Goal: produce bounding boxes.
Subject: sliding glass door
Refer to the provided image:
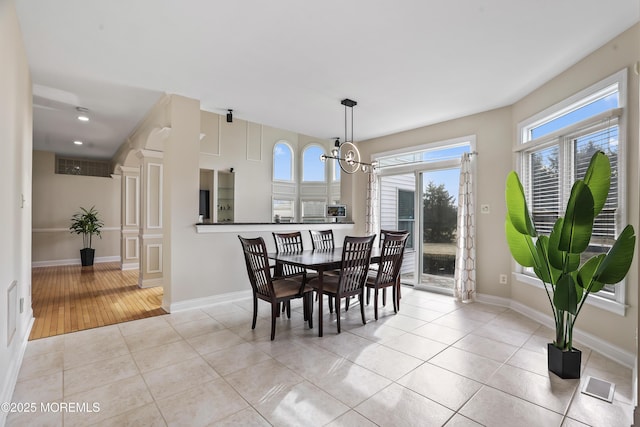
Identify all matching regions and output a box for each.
[376,142,471,293]
[379,174,417,284]
[419,168,460,293]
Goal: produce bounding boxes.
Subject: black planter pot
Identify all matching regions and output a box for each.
[80,248,95,266]
[547,343,581,379]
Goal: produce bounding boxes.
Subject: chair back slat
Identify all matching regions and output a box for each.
[238,236,275,298]
[338,235,376,295]
[272,232,306,277]
[375,233,409,286]
[310,229,335,250]
[379,229,407,248]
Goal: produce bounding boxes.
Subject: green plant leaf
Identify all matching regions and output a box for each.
[583,151,611,217]
[574,271,584,302]
[534,236,555,284]
[548,218,580,272]
[558,181,594,254]
[69,205,103,249]
[594,224,636,284]
[548,218,564,270]
[578,254,606,293]
[554,274,578,314]
[505,217,536,267]
[505,171,536,236]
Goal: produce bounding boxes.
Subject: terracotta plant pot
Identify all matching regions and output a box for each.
[547,343,581,379]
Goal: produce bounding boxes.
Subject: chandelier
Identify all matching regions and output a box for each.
[320,99,377,174]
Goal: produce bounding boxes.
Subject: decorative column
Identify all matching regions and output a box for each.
[136,149,164,288]
[119,166,140,271]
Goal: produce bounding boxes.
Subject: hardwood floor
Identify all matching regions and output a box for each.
[29,262,166,340]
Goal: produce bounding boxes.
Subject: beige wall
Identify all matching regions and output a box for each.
[119,95,337,307]
[32,151,121,264]
[0,0,33,421]
[510,24,639,354]
[356,107,514,301]
[353,24,639,355]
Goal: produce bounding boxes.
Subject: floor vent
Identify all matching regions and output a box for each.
[581,376,615,402]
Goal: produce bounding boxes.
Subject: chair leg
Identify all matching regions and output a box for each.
[286,301,291,318]
[270,303,277,341]
[374,288,379,320]
[366,287,370,305]
[328,295,334,313]
[396,278,401,311]
[307,294,313,329]
[302,295,307,323]
[360,292,366,325]
[382,288,387,306]
[335,296,341,333]
[252,296,258,329]
[392,285,398,313]
[345,296,350,311]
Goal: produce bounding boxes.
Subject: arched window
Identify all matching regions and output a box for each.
[302,145,326,182]
[273,142,293,181]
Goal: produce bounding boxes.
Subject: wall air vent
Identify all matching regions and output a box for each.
[56,156,111,177]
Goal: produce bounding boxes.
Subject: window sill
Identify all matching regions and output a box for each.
[513,273,627,316]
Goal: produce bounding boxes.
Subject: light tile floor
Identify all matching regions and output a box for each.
[7,288,634,426]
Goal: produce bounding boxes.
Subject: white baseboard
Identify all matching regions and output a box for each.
[168,290,252,313]
[121,263,139,271]
[0,316,33,427]
[138,278,163,288]
[32,256,121,268]
[476,293,635,369]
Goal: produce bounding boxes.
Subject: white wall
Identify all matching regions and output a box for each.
[0,1,33,424]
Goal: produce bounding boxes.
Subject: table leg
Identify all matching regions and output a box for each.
[317,270,324,337]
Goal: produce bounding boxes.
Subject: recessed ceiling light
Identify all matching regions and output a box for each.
[76,107,89,122]
[73,140,83,145]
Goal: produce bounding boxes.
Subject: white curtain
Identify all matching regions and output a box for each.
[365,170,379,236]
[454,152,476,302]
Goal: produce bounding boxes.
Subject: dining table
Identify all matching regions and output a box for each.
[268,247,382,337]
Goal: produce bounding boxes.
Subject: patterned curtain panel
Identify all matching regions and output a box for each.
[454,152,476,302]
[365,170,379,236]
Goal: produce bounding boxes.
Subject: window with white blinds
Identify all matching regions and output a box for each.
[301,200,327,222]
[517,69,626,303]
[397,189,415,249]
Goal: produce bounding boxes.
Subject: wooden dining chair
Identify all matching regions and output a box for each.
[366,233,409,320]
[309,229,335,250]
[238,235,313,340]
[272,231,313,317]
[308,234,375,333]
[272,231,307,279]
[367,229,409,305]
[309,229,341,310]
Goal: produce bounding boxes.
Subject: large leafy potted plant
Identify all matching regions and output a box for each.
[505,151,635,379]
[69,206,104,267]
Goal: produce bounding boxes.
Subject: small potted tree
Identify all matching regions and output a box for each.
[69,206,104,266]
[505,151,635,378]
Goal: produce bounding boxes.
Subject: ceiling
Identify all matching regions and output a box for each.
[15,0,640,160]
